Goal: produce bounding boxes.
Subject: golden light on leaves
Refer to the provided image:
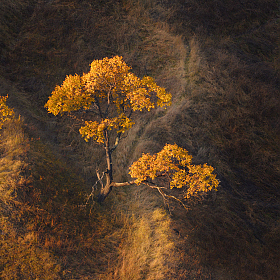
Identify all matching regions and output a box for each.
[45,56,171,144]
[129,144,219,199]
[45,74,91,116]
[79,114,134,143]
[0,95,15,129]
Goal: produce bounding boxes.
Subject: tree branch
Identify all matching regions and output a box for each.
[96,168,104,188]
[83,169,106,205]
[104,86,112,117]
[110,180,136,187]
[143,181,190,211]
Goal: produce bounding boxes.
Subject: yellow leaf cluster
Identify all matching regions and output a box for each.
[0,95,15,129]
[45,56,172,144]
[83,56,131,103]
[79,113,134,143]
[129,144,219,198]
[125,74,172,111]
[45,74,91,115]
[184,163,219,199]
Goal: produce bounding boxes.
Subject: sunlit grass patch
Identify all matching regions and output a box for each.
[0,115,126,279]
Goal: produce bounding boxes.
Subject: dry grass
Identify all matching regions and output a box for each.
[184,34,280,187]
[99,185,179,280]
[168,0,279,36]
[111,8,280,279]
[0,118,62,279]
[1,0,280,279]
[128,21,279,279]
[1,2,188,277]
[0,0,31,55]
[0,106,127,279]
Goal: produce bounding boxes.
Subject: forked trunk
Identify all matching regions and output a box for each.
[97,179,136,202]
[97,180,112,203]
[97,131,135,202]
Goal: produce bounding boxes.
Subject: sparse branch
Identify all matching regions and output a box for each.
[96,168,104,189]
[143,181,190,211]
[110,180,136,187]
[85,103,99,115]
[104,86,112,117]
[84,168,106,205]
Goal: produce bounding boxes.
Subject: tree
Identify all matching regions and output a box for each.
[45,56,218,204]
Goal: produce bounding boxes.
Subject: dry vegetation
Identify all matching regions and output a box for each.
[0,0,280,279]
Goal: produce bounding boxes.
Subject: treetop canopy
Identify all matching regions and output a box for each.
[45,55,172,143]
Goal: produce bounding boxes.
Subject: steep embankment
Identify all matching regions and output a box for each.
[1,0,280,279]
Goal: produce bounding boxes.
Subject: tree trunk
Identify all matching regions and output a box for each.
[97,132,113,203]
[97,180,112,203]
[96,131,135,202]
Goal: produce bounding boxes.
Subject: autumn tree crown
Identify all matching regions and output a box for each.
[45,56,172,143]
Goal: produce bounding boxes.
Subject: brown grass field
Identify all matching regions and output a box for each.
[0,0,280,279]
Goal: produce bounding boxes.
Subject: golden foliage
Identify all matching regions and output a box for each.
[45,56,171,144]
[0,95,15,129]
[129,144,219,199]
[79,113,134,143]
[44,74,90,116]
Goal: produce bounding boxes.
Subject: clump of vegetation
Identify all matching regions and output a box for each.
[130,143,218,207]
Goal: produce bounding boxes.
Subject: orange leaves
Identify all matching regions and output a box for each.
[129,144,192,184]
[79,114,134,143]
[125,75,172,111]
[129,144,219,199]
[141,76,172,109]
[129,153,157,184]
[84,56,131,99]
[45,56,171,144]
[0,95,15,129]
[184,164,219,198]
[157,144,192,168]
[45,74,91,115]
[124,73,155,111]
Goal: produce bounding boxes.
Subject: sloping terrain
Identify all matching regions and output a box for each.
[0,0,280,279]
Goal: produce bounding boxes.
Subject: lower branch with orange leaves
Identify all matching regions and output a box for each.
[129,144,219,209]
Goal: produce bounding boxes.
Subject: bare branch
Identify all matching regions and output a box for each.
[84,169,106,205]
[95,97,103,119]
[96,168,104,189]
[143,182,190,211]
[110,180,136,187]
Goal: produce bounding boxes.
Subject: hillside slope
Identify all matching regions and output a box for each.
[1,0,280,279]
